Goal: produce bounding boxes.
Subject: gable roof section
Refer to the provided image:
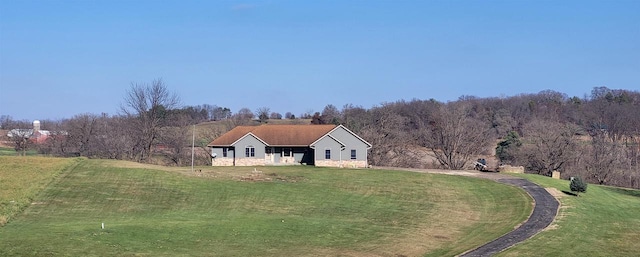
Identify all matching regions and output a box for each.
[310,124,372,149]
[207,126,255,146]
[339,124,373,148]
[208,124,337,147]
[234,132,270,147]
[310,133,347,149]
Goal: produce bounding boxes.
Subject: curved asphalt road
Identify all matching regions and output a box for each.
[459,177,560,257]
[373,167,560,256]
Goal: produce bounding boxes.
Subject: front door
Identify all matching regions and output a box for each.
[265,147,275,163]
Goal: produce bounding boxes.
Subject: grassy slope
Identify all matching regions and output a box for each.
[0,156,80,225]
[498,174,640,257]
[0,158,531,256]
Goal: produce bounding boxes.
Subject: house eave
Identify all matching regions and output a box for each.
[266,145,311,147]
[208,145,232,147]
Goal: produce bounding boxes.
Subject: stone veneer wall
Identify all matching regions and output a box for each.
[212,158,234,166]
[213,158,367,168]
[234,158,268,166]
[315,160,368,168]
[342,160,368,168]
[497,165,525,173]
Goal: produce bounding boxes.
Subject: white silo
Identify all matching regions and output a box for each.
[33,120,41,132]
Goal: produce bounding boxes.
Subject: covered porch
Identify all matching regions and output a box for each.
[264,147,315,165]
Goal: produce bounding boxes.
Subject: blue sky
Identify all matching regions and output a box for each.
[1,0,638,120]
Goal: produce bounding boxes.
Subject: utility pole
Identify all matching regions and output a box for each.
[191,125,195,172]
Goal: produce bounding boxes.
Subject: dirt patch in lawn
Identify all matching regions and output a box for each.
[545,187,564,199]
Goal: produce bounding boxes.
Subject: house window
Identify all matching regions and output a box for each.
[284,148,291,157]
[245,146,255,157]
[351,149,357,160]
[325,149,331,159]
[222,148,228,157]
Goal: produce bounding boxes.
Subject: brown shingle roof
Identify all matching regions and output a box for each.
[207,126,256,146]
[208,124,337,147]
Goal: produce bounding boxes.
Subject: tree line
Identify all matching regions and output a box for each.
[2,80,639,189]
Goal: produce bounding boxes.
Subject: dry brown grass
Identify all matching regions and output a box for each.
[377,193,477,256]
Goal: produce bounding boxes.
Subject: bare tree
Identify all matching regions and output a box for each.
[64,113,99,157]
[269,112,282,119]
[285,112,295,119]
[529,90,568,121]
[626,142,640,189]
[158,115,190,166]
[5,119,33,156]
[341,104,369,134]
[206,105,232,121]
[584,132,626,185]
[100,115,135,159]
[237,108,254,120]
[120,79,180,162]
[310,112,324,124]
[321,104,341,124]
[38,120,70,156]
[229,108,254,127]
[300,109,315,119]
[586,88,640,142]
[195,124,226,165]
[7,129,34,156]
[255,107,270,123]
[518,119,579,176]
[360,105,412,167]
[0,115,18,129]
[424,102,492,170]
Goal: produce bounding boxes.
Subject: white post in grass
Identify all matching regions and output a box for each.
[102,222,104,229]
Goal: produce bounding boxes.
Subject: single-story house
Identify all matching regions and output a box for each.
[207,124,372,168]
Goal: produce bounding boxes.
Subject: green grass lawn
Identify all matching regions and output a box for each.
[0,156,80,225]
[0,147,39,156]
[4,157,638,256]
[498,174,640,257]
[0,157,531,256]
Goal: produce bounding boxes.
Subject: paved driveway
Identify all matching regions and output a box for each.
[459,177,559,257]
[374,167,560,257]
